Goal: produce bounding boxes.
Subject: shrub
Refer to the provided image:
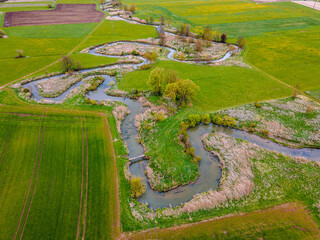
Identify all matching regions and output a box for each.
[0,29,6,38]
[130,176,146,198]
[261,129,269,136]
[237,36,246,49]
[186,147,196,157]
[154,112,166,122]
[143,51,158,61]
[195,38,203,52]
[47,3,53,8]
[306,104,314,115]
[90,99,98,105]
[22,88,30,93]
[212,114,236,127]
[201,114,211,124]
[109,81,115,86]
[16,50,24,58]
[192,156,201,164]
[129,4,136,14]
[255,101,262,108]
[131,88,138,94]
[188,114,201,127]
[220,33,227,43]
[131,50,139,56]
[138,63,153,70]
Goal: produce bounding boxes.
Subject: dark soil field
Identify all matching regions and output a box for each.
[4,4,104,27]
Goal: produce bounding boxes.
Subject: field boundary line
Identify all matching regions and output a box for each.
[243,47,320,104]
[13,122,42,240]
[19,118,46,240]
[76,118,85,240]
[82,117,89,240]
[0,17,105,90]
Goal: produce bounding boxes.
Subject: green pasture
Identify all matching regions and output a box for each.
[122,0,320,93]
[0,19,156,85]
[119,61,292,112]
[0,107,117,240]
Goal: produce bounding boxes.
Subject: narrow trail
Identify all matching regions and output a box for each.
[13,122,42,240]
[76,119,85,240]
[82,117,89,240]
[19,120,46,240]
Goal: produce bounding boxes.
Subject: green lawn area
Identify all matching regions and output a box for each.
[128,203,320,239]
[0,105,118,240]
[119,61,291,112]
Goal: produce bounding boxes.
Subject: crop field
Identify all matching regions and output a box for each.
[127,203,320,239]
[0,107,118,240]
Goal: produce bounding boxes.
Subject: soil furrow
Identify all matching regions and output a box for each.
[19,123,46,240]
[13,123,42,240]
[82,118,89,240]
[76,119,85,240]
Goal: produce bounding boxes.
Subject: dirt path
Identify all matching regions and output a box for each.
[13,123,42,240]
[76,119,85,240]
[19,122,46,240]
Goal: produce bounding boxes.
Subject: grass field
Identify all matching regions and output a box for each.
[0,106,118,240]
[127,203,320,239]
[119,61,292,112]
[122,0,320,93]
[0,8,156,86]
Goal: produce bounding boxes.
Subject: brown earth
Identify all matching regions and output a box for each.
[4,4,104,27]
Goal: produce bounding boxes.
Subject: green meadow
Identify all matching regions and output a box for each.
[0,7,156,86]
[122,0,320,93]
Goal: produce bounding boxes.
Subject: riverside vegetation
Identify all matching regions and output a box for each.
[1,0,320,238]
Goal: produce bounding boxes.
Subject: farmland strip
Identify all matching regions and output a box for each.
[0,126,13,166]
[76,119,85,240]
[19,123,46,240]
[82,118,89,240]
[13,123,42,240]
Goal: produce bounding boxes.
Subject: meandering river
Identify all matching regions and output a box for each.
[22,16,320,209]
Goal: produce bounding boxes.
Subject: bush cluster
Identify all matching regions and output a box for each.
[211,115,236,127]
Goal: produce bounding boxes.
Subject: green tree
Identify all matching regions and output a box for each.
[130,177,146,198]
[164,78,199,106]
[147,67,165,94]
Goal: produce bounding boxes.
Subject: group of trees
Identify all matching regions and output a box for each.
[147,67,199,106]
[61,55,82,73]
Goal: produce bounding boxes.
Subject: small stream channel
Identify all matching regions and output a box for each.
[22,17,320,209]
